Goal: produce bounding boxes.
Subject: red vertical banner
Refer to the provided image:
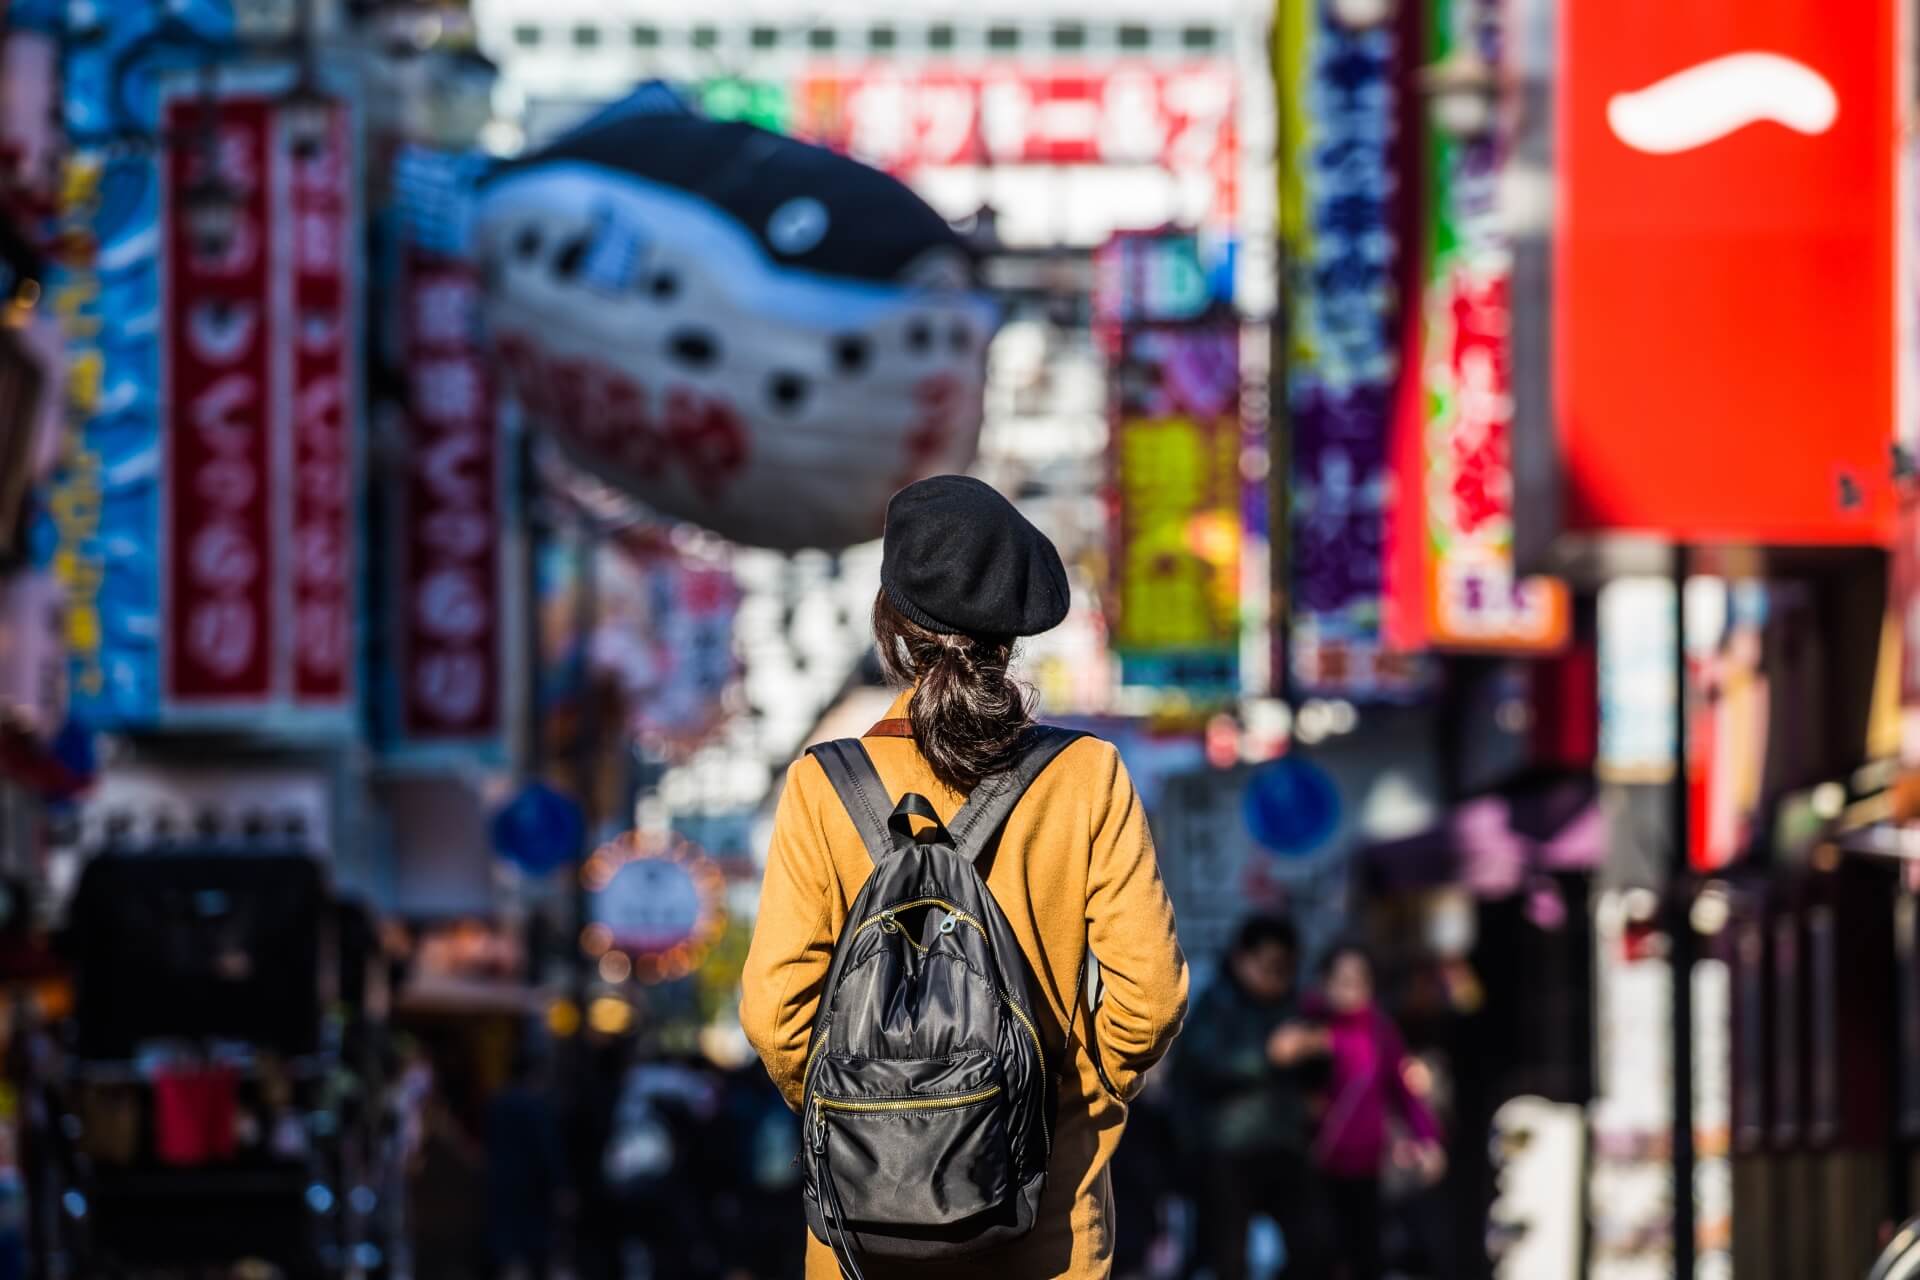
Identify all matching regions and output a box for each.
[287,104,353,705]
[400,246,499,740]
[164,97,276,704]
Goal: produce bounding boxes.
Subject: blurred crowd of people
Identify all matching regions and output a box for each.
[397,1035,804,1280]
[393,915,1456,1280]
[1155,920,1449,1280]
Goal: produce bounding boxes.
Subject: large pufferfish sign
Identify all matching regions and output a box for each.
[476,93,999,551]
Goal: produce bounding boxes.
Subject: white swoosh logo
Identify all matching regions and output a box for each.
[1606,52,1838,155]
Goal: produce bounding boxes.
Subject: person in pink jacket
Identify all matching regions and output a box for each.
[1305,944,1444,1280]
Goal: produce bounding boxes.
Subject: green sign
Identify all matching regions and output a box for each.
[697,79,790,133]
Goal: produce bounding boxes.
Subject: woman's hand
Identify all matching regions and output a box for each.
[1265,1022,1328,1066]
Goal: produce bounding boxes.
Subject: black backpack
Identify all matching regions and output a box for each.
[799,726,1087,1278]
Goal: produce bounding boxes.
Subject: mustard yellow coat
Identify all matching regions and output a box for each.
[740,691,1190,1280]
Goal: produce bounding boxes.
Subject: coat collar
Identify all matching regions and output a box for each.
[869,686,916,737]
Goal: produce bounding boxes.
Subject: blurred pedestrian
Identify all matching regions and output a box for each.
[1307,945,1444,1280]
[1174,916,1333,1280]
[484,1047,568,1279]
[602,1043,726,1277]
[741,475,1189,1279]
[409,1069,488,1280]
[716,1060,805,1280]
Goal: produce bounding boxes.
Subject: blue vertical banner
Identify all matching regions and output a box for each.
[43,1,238,725]
[43,1,364,735]
[1276,0,1430,700]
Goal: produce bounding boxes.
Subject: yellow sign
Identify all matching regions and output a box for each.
[1113,415,1240,656]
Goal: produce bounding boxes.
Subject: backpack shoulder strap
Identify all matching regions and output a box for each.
[805,739,893,864]
[949,726,1090,864]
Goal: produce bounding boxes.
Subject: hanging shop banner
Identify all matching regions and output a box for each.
[1556,0,1901,544]
[1109,322,1242,690]
[476,86,997,553]
[1587,895,1677,1278]
[396,148,502,748]
[1597,577,1677,784]
[1090,231,1219,335]
[792,63,1235,209]
[48,24,359,731]
[163,95,277,705]
[160,82,361,725]
[1277,0,1429,699]
[1410,0,1568,653]
[591,534,741,762]
[44,1,197,727]
[287,103,355,707]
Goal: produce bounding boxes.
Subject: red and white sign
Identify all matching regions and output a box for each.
[164,96,276,703]
[1422,268,1568,651]
[1556,0,1902,544]
[288,105,353,705]
[794,63,1236,221]
[400,246,499,740]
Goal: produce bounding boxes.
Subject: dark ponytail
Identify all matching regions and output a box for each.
[871,590,1034,793]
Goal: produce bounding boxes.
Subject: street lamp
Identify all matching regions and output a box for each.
[1328,0,1396,31]
[281,81,334,160]
[182,174,243,259]
[958,202,1000,256]
[1420,49,1502,140]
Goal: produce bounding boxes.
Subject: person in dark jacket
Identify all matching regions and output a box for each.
[1176,916,1333,1280]
[484,1049,569,1279]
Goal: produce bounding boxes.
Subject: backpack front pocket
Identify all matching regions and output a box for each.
[809,1050,1012,1229]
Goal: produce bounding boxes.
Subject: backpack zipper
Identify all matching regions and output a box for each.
[853,898,981,939]
[802,1013,832,1100]
[1001,991,1051,1161]
[836,897,1053,1156]
[814,1084,1003,1114]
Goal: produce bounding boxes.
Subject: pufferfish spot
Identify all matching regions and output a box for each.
[767,371,811,414]
[645,269,681,301]
[833,334,871,376]
[668,329,721,369]
[553,234,591,280]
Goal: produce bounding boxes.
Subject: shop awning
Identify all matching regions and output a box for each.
[1362,774,1602,898]
[394,974,547,1017]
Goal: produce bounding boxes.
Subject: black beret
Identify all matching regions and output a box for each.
[881,476,1070,638]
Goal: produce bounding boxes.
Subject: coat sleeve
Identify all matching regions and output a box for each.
[739,758,839,1112]
[1084,741,1189,1102]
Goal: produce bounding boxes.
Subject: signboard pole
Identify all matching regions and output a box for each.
[1670,543,1696,1278]
[569,516,600,1018]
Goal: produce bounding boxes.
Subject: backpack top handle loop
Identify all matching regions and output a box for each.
[888,793,952,846]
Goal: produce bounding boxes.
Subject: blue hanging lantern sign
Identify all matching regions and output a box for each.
[1242,756,1343,859]
[490,781,586,877]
